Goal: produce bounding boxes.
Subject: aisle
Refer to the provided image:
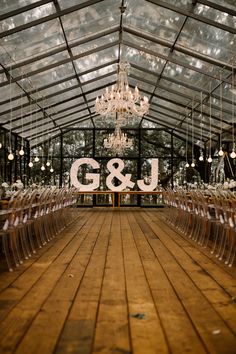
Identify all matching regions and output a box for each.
[0,208,236,354]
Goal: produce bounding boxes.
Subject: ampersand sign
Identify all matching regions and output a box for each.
[106,158,135,191]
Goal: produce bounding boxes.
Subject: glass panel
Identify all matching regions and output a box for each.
[178,18,236,62]
[163,62,219,90]
[12,50,70,77]
[63,130,93,156]
[21,62,75,89]
[159,0,193,9]
[151,102,181,119]
[152,96,186,114]
[0,0,39,15]
[58,0,88,8]
[74,46,118,73]
[45,87,82,106]
[124,45,166,74]
[141,130,172,157]
[1,19,65,64]
[171,50,230,78]
[123,31,170,56]
[0,96,28,113]
[80,63,117,83]
[72,32,119,56]
[0,83,23,103]
[194,3,236,29]
[158,78,201,99]
[46,96,85,114]
[61,0,120,43]
[39,79,78,97]
[124,0,186,42]
[141,119,163,128]
[154,87,189,106]
[208,0,236,11]
[130,66,157,84]
[0,3,56,33]
[70,119,93,128]
[82,74,117,92]
[54,104,87,120]
[57,109,90,126]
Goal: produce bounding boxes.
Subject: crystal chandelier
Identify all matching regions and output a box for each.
[104,120,133,154]
[95,61,149,121]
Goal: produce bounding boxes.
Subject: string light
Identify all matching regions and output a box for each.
[185,107,189,168]
[230,63,236,159]
[19,70,25,156]
[218,73,224,157]
[191,98,195,167]
[207,83,212,163]
[8,63,14,161]
[199,92,204,161]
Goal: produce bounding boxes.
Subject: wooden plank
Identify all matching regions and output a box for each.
[126,210,207,354]
[55,210,113,354]
[156,210,236,284]
[0,209,86,291]
[0,210,102,354]
[136,210,236,354]
[0,210,91,322]
[120,211,169,354]
[13,211,106,354]
[92,210,131,354]
[142,210,236,334]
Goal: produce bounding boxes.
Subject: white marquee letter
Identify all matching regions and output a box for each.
[137,159,158,191]
[70,158,100,191]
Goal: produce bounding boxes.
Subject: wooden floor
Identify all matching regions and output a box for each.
[0,208,236,354]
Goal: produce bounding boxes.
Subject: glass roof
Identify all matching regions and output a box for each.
[0,0,235,146]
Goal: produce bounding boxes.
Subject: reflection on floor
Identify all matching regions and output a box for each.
[0,208,236,354]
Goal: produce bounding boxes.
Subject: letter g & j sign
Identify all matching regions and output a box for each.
[70,158,158,192]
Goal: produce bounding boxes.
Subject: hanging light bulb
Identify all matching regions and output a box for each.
[35,156,39,162]
[50,167,54,173]
[28,161,33,168]
[208,156,212,163]
[199,155,204,161]
[8,151,14,160]
[41,164,45,171]
[218,148,224,156]
[46,161,50,167]
[19,147,24,156]
[191,161,195,167]
[185,162,189,168]
[0,142,2,149]
[230,149,236,159]
[199,150,204,161]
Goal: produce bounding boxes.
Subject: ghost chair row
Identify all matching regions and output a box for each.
[163,189,236,267]
[0,187,78,272]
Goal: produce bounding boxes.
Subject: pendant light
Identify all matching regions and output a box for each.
[28,85,34,168]
[8,63,14,161]
[185,107,189,168]
[19,71,25,156]
[207,83,212,163]
[34,92,39,163]
[191,98,195,167]
[218,73,224,157]
[199,92,204,161]
[230,64,236,158]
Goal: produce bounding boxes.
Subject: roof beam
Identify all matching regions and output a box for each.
[146,0,236,34]
[0,0,105,38]
[124,26,232,71]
